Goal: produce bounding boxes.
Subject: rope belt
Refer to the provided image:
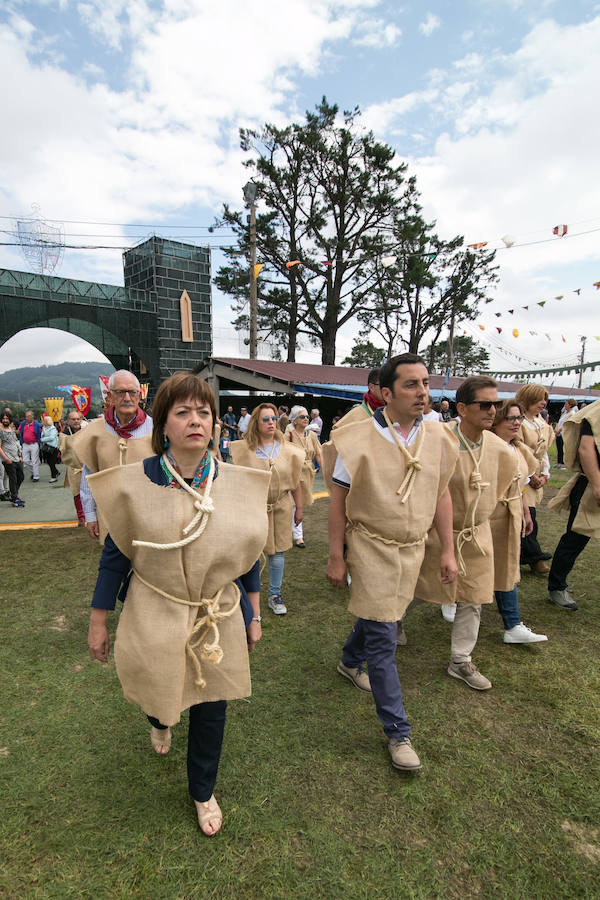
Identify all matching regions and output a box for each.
[132,570,240,690]
[266,492,288,513]
[454,525,486,576]
[347,519,427,548]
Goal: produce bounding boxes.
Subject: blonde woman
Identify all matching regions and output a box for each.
[230,404,304,615]
[515,384,555,573]
[287,405,323,548]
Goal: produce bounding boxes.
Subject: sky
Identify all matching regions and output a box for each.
[0,0,599,386]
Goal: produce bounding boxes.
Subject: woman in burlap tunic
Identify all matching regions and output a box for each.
[515,384,555,573]
[87,374,270,836]
[490,400,547,644]
[229,403,304,616]
[287,405,323,548]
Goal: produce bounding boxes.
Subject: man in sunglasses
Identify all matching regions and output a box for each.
[70,370,153,541]
[326,353,459,772]
[416,376,517,691]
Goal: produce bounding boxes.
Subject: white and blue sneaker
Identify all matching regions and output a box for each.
[268,594,287,615]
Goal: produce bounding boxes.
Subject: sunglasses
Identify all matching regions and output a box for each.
[465,400,502,411]
[261,416,278,423]
[111,389,140,398]
[297,414,309,419]
[505,415,524,423]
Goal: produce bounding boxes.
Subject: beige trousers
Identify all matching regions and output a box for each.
[450,602,481,663]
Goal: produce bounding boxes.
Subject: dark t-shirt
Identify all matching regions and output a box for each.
[580,418,599,466]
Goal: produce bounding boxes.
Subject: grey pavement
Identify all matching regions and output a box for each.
[0,459,79,525]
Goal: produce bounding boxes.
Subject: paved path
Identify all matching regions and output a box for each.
[0,461,79,529]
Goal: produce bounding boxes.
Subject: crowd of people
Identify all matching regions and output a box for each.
[14,361,598,836]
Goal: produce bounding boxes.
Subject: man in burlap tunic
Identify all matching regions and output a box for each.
[74,370,152,541]
[321,368,384,489]
[546,399,600,610]
[416,376,517,691]
[59,409,85,525]
[326,354,459,772]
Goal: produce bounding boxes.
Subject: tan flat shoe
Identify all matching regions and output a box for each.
[150,726,171,755]
[194,794,222,836]
[530,561,550,575]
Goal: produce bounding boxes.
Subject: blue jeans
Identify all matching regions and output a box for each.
[268,551,285,597]
[342,618,410,739]
[495,585,520,630]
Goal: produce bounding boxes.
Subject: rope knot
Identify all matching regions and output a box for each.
[118,438,128,464]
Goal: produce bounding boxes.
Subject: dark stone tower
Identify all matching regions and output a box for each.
[123,237,212,387]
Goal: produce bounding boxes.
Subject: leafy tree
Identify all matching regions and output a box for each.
[215,98,406,363]
[355,178,499,358]
[424,335,490,376]
[341,341,386,368]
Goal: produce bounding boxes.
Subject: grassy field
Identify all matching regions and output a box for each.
[1,467,600,899]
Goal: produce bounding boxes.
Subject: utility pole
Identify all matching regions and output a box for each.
[446,304,456,375]
[578,335,587,388]
[243,181,258,360]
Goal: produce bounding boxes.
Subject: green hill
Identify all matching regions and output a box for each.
[0,361,115,411]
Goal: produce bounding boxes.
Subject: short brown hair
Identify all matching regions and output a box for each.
[244,403,281,450]
[151,372,216,456]
[456,375,497,406]
[492,397,523,429]
[515,383,548,411]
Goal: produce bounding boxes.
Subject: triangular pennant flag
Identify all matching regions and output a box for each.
[594,282,600,290]
[538,301,546,307]
[545,333,551,340]
[555,295,563,300]
[381,255,397,268]
[321,260,332,266]
[286,260,301,269]
[574,289,581,295]
[468,242,488,250]
[496,327,502,334]
[562,336,567,342]
[495,312,502,318]
[253,263,264,279]
[553,224,568,237]
[508,309,514,315]
[478,324,485,331]
[425,252,437,261]
[502,234,516,248]
[512,329,519,338]
[522,305,529,310]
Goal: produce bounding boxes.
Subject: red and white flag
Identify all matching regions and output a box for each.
[552,224,568,237]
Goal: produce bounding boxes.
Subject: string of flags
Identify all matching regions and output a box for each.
[467,223,569,250]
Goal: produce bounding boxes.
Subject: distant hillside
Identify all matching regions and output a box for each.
[0,361,115,406]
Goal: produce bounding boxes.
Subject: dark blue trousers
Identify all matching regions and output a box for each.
[342,618,410,739]
[148,700,227,802]
[548,476,591,591]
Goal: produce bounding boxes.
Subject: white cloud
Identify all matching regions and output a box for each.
[362,89,439,133]
[353,19,401,47]
[419,12,441,37]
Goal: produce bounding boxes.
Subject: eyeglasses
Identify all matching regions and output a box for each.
[297,414,309,419]
[261,416,278,423]
[111,389,140,398]
[505,415,524,423]
[465,400,501,411]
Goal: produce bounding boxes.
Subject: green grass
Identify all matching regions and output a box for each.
[1,473,600,899]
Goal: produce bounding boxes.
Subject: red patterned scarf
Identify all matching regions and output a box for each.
[363,390,384,413]
[104,405,147,439]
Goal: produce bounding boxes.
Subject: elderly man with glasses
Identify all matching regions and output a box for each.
[69,370,153,541]
[416,376,518,692]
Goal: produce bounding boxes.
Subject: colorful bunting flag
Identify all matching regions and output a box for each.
[286,260,301,269]
[468,242,488,250]
[512,329,519,338]
[538,301,546,307]
[321,261,332,266]
[574,289,581,295]
[552,224,568,237]
[555,295,563,300]
[496,327,502,334]
[508,310,514,315]
[253,263,264,279]
[594,282,600,290]
[502,234,516,248]
[478,324,485,330]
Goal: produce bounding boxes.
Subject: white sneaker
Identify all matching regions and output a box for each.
[503,622,548,644]
[268,594,287,615]
[441,604,457,623]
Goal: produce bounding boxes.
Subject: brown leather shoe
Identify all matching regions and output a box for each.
[530,561,550,574]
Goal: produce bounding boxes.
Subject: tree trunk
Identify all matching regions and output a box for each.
[287,272,298,362]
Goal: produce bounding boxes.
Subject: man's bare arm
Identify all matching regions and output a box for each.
[579,435,600,504]
[326,483,349,587]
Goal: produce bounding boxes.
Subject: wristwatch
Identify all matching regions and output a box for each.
[252,616,262,623]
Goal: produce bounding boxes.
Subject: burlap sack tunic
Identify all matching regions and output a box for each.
[73,418,153,540]
[229,439,304,555]
[548,400,600,538]
[332,419,459,622]
[518,416,554,507]
[287,429,321,507]
[490,442,537,591]
[322,405,372,490]
[88,460,270,727]
[58,433,82,496]
[416,425,517,606]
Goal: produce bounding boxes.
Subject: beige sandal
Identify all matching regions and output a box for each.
[194,794,222,837]
[150,726,171,755]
